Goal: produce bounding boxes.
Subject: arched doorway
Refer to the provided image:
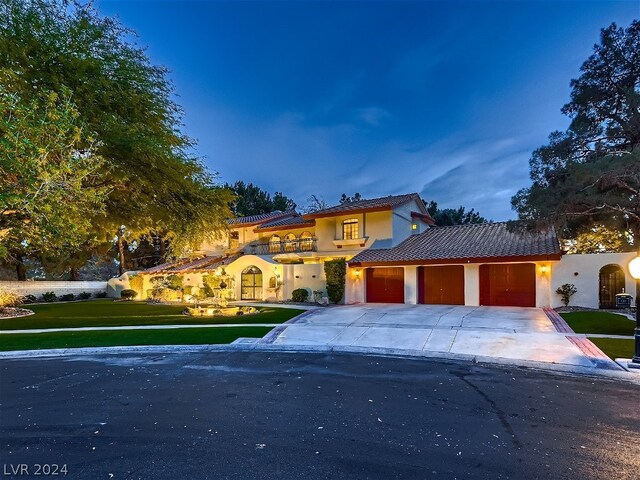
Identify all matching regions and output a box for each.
[241,265,263,300]
[599,264,625,309]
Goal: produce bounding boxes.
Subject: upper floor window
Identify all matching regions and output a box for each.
[342,218,359,240]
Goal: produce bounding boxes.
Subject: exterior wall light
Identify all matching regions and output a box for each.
[354,269,361,279]
[540,265,547,274]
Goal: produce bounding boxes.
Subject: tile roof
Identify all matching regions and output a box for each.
[198,253,243,272]
[349,222,562,266]
[165,255,226,273]
[141,258,192,274]
[304,193,424,219]
[140,254,242,274]
[227,210,292,226]
[254,213,315,232]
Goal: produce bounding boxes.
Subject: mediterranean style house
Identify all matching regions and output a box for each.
[112,193,637,309]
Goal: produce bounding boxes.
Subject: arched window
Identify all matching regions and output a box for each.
[342,218,359,240]
[283,233,297,252]
[269,235,281,253]
[599,264,625,309]
[299,231,313,251]
[241,265,263,300]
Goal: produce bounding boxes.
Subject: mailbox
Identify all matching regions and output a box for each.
[615,293,633,309]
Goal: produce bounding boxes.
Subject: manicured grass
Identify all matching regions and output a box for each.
[560,311,635,336]
[0,300,303,330]
[0,326,273,351]
[588,337,635,361]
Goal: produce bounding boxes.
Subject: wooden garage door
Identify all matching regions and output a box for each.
[366,268,404,303]
[479,263,536,307]
[418,265,465,305]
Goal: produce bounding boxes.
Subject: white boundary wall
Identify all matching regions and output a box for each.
[0,281,108,298]
[550,252,637,309]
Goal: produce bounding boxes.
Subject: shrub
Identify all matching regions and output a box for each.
[22,294,38,304]
[41,291,58,302]
[0,290,22,312]
[556,283,578,306]
[78,291,92,300]
[60,293,75,301]
[94,291,108,298]
[291,288,309,303]
[324,258,346,304]
[120,289,137,300]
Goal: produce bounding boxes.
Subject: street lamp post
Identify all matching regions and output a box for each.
[628,255,640,366]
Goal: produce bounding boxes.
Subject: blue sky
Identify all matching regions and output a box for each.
[100,0,639,220]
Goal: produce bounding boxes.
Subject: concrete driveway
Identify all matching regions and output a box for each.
[265,304,616,369]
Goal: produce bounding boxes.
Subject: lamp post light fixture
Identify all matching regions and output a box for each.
[628,255,640,366]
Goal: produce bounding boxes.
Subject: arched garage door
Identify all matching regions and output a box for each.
[479,263,536,307]
[366,268,404,303]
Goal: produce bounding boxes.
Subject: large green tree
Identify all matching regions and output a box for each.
[227,181,296,216]
[0,83,107,279]
[512,21,640,249]
[426,201,488,226]
[0,0,233,277]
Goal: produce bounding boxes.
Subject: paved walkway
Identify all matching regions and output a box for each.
[262,304,620,370]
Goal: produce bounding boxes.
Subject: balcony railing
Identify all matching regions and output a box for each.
[248,238,317,255]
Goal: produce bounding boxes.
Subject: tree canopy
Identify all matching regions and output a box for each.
[226,181,296,216]
[426,201,488,226]
[512,21,640,250]
[339,193,363,204]
[0,0,232,277]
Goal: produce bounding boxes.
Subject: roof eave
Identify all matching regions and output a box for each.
[349,253,563,267]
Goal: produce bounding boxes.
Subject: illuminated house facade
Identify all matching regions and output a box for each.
[116,193,635,309]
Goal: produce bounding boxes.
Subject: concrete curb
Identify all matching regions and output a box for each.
[1,342,639,385]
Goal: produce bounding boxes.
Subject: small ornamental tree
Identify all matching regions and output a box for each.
[556,283,578,306]
[324,258,346,304]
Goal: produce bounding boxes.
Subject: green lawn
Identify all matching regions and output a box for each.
[0,300,303,330]
[588,337,635,361]
[0,326,273,352]
[560,311,635,336]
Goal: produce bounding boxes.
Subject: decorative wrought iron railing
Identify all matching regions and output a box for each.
[248,238,317,255]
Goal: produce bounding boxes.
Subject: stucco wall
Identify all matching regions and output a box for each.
[550,252,637,309]
[1,280,108,298]
[391,200,423,247]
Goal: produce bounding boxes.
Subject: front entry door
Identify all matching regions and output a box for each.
[241,266,263,300]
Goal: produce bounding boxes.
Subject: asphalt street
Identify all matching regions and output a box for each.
[1,352,639,479]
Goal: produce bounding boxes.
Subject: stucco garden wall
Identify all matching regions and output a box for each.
[550,252,637,309]
[0,280,108,298]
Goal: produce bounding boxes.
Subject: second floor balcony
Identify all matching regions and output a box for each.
[248,237,317,255]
